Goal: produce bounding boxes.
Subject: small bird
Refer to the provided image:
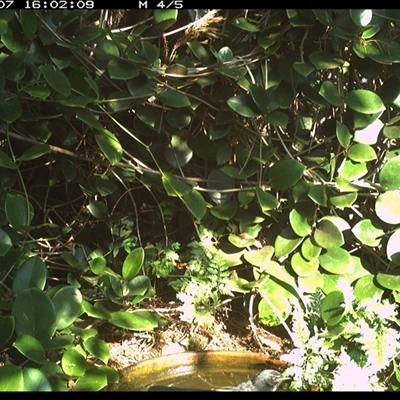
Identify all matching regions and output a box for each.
[220,369,290,392]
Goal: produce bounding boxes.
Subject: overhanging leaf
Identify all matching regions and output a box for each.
[345,89,385,114]
[52,286,82,330]
[268,159,305,190]
[94,129,123,166]
[227,94,260,118]
[40,64,71,97]
[122,247,144,281]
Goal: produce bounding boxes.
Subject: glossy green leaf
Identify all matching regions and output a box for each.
[383,116,400,139]
[52,286,82,330]
[0,228,12,257]
[22,368,52,391]
[182,190,207,221]
[98,365,120,384]
[5,192,34,230]
[354,275,384,302]
[329,191,358,208]
[249,83,269,114]
[321,291,345,326]
[166,110,191,129]
[94,129,123,166]
[23,85,51,99]
[379,156,400,190]
[319,248,354,274]
[0,365,23,391]
[162,171,192,197]
[42,334,75,351]
[264,111,289,127]
[228,234,255,248]
[301,237,321,260]
[298,271,324,293]
[40,65,71,97]
[210,201,237,220]
[18,144,51,162]
[164,135,193,168]
[207,169,235,204]
[187,41,210,65]
[347,144,377,162]
[376,272,400,290]
[268,159,305,190]
[154,9,177,23]
[345,89,385,114]
[209,121,230,140]
[349,9,372,26]
[274,226,303,258]
[352,219,384,247]
[339,160,368,181]
[82,337,109,364]
[289,209,311,237]
[308,184,328,207]
[0,316,14,348]
[122,247,144,281]
[309,51,344,69]
[159,90,190,108]
[0,98,22,123]
[0,149,17,169]
[387,230,400,266]
[291,252,319,277]
[87,201,108,219]
[73,26,106,45]
[12,256,48,296]
[76,108,103,130]
[13,334,47,364]
[73,368,107,392]
[244,246,274,268]
[232,17,260,32]
[217,46,233,63]
[319,81,343,106]
[19,10,38,39]
[82,300,111,320]
[127,76,156,98]
[364,37,400,64]
[375,191,400,224]
[227,94,260,118]
[293,61,315,76]
[107,59,137,80]
[255,187,279,214]
[108,310,159,331]
[336,121,352,148]
[313,218,345,249]
[61,348,86,377]
[12,288,56,341]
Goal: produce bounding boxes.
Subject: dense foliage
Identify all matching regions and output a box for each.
[1,8,400,390]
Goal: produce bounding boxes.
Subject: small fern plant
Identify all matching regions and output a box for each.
[282,280,400,391]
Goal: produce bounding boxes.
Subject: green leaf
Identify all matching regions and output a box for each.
[94,129,123,166]
[364,37,400,64]
[107,59,137,80]
[375,191,400,224]
[349,9,372,26]
[228,234,255,248]
[249,83,269,114]
[0,228,12,256]
[12,288,56,341]
[166,110,191,129]
[182,190,206,221]
[209,121,230,140]
[293,61,315,76]
[291,252,319,277]
[309,51,344,69]
[352,219,384,247]
[187,41,209,65]
[232,17,260,32]
[255,187,279,214]
[162,171,192,197]
[301,237,321,260]
[0,365,23,391]
[108,310,159,331]
[347,144,377,162]
[210,201,237,220]
[22,368,52,391]
[0,98,22,123]
[73,368,107,392]
[76,108,103,130]
[122,247,144,281]
[336,121,352,148]
[376,272,400,290]
[82,300,111,320]
[321,291,345,326]
[23,85,51,99]
[87,201,108,219]
[383,116,400,139]
[5,192,34,230]
[379,156,400,190]
[258,293,292,327]
[227,94,260,118]
[217,46,233,63]
[12,256,48,296]
[52,286,82,330]
[274,226,303,258]
[264,111,289,127]
[319,248,354,274]
[207,169,235,204]
[164,135,193,168]
[387,230,400,266]
[354,275,384,302]
[13,334,47,364]
[313,218,345,249]
[73,26,107,45]
[0,316,14,348]
[18,144,51,162]
[244,246,274,268]
[40,65,71,97]
[345,89,385,114]
[153,9,178,24]
[82,337,110,364]
[61,348,86,377]
[159,90,190,108]
[19,10,38,39]
[0,149,17,169]
[319,81,343,106]
[268,159,305,190]
[289,209,311,237]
